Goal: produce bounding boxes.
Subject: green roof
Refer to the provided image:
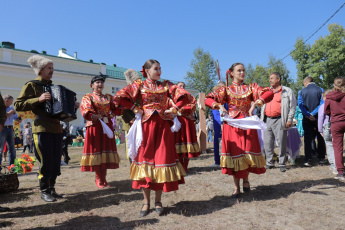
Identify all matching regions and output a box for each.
[106,65,145,81]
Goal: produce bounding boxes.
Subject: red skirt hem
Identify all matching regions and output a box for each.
[221,167,266,178]
[178,152,200,159]
[81,163,119,172]
[132,177,185,192]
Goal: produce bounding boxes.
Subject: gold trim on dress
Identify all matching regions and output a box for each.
[226,87,252,99]
[175,143,200,154]
[220,153,266,171]
[141,85,169,94]
[80,152,120,166]
[130,162,186,183]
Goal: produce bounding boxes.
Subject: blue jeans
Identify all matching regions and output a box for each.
[207,129,213,143]
[0,127,16,167]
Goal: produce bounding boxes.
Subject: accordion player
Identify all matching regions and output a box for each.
[43,85,77,122]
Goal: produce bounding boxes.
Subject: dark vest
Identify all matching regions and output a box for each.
[300,83,323,114]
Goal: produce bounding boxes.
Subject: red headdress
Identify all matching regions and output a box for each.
[140,67,147,78]
[226,68,232,87]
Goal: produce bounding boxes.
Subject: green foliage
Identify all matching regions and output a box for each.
[291,23,345,90]
[290,37,311,91]
[184,47,218,95]
[267,55,292,86]
[245,56,293,91]
[244,63,268,87]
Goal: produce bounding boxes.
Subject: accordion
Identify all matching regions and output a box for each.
[43,85,77,122]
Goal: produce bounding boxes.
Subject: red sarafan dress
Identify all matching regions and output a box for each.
[80,92,121,173]
[205,82,273,178]
[175,96,200,171]
[113,78,193,192]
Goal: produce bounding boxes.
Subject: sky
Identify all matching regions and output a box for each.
[1,0,345,84]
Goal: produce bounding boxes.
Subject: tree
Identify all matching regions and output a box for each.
[244,63,268,87]
[290,37,311,91]
[184,47,217,95]
[245,56,297,95]
[291,23,345,90]
[308,23,345,89]
[267,55,292,87]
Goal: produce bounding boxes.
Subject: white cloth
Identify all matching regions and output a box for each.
[126,113,143,160]
[223,114,267,130]
[170,116,181,132]
[99,119,114,139]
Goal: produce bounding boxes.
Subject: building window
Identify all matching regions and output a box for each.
[112,87,120,94]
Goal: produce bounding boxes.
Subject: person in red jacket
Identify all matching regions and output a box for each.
[324,76,345,181]
[175,82,200,172]
[205,63,273,198]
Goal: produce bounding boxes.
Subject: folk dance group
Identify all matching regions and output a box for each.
[14,55,275,217]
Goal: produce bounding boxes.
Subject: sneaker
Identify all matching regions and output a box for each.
[332,168,339,175]
[304,162,312,167]
[60,161,68,166]
[335,173,345,181]
[210,163,220,167]
[318,159,328,164]
[279,167,287,172]
[330,165,338,175]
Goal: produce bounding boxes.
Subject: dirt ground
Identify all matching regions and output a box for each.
[0,142,345,230]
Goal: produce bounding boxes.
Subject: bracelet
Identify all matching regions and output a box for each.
[212,103,220,110]
[133,106,141,113]
[171,107,178,114]
[255,99,264,107]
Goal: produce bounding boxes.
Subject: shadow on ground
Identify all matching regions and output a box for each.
[0,179,141,220]
[186,166,220,176]
[28,216,159,230]
[166,178,344,217]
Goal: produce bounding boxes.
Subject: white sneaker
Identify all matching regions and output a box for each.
[330,166,338,175]
[60,161,68,166]
[304,162,312,167]
[332,168,339,175]
[335,173,345,181]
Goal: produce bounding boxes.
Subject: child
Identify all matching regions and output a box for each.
[22,124,32,153]
[318,89,336,174]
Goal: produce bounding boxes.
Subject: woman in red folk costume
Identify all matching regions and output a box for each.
[113,59,193,216]
[205,63,273,198]
[175,82,200,172]
[80,75,121,188]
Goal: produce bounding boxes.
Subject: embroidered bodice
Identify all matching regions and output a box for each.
[206,82,270,118]
[81,92,119,127]
[114,79,193,122]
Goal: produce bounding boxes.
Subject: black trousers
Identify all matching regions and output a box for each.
[33,132,62,180]
[62,139,70,163]
[302,116,326,162]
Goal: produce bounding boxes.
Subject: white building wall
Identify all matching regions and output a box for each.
[0,47,123,127]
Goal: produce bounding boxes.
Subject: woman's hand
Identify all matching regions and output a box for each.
[219,105,227,117]
[248,103,257,116]
[134,108,144,115]
[91,114,101,122]
[164,107,177,116]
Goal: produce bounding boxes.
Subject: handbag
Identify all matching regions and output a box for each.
[0,166,19,193]
[323,121,332,142]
